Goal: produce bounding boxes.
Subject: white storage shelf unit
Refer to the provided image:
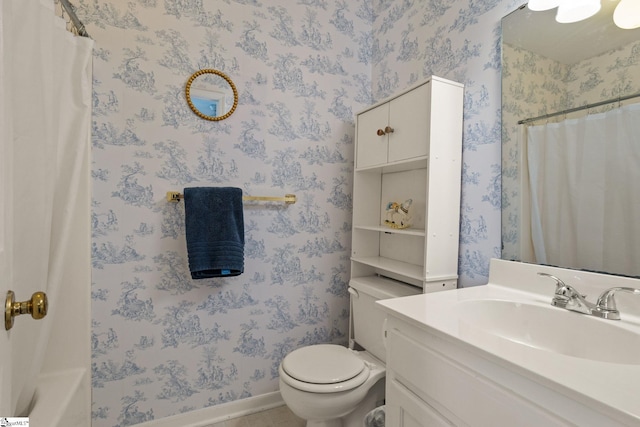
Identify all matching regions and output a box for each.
[351,76,463,293]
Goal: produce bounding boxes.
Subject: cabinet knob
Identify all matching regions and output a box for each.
[384,126,394,134]
[376,129,385,136]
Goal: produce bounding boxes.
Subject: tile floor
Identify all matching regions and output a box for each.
[205,405,305,427]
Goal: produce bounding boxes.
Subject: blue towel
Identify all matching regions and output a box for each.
[184,187,244,279]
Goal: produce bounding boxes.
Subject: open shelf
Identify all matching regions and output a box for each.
[355,157,429,174]
[351,256,424,282]
[353,225,426,237]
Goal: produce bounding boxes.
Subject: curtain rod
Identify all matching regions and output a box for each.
[59,0,90,38]
[518,92,640,125]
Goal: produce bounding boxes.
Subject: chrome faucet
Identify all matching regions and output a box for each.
[538,272,640,320]
[538,272,595,315]
[593,287,640,320]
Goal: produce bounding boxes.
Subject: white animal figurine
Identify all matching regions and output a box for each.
[384,199,412,229]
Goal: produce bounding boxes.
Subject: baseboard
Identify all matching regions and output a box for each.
[135,392,285,427]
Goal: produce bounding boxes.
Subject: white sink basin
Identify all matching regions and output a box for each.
[455,299,640,365]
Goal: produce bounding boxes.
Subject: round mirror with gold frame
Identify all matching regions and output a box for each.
[185,69,238,121]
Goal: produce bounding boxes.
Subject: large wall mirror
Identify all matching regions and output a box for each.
[185,69,238,121]
[501,2,640,277]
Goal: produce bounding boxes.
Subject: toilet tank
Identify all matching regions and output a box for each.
[349,276,421,362]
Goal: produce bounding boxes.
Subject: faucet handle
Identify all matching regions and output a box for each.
[538,272,576,307]
[538,272,596,315]
[537,272,567,290]
[594,287,640,320]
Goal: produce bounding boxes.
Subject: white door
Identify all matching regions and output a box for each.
[0,115,50,419]
[0,18,14,410]
[0,0,52,416]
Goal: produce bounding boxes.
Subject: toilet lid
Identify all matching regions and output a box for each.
[282,344,365,384]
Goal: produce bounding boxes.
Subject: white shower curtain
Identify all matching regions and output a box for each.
[1,0,93,415]
[527,103,640,277]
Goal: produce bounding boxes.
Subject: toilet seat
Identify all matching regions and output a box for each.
[280,344,370,393]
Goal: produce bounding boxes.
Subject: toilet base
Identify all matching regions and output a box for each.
[296,378,385,427]
[340,378,385,427]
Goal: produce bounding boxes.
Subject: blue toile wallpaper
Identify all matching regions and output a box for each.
[78,0,513,425]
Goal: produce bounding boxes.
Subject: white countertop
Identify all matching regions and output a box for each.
[377,259,640,426]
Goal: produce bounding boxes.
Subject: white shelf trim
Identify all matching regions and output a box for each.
[351,256,424,281]
[354,225,426,237]
[355,157,428,174]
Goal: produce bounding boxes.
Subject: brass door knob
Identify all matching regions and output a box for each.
[5,290,48,330]
[376,129,385,136]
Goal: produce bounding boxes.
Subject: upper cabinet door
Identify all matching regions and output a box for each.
[356,102,390,169]
[387,83,430,164]
[356,82,431,169]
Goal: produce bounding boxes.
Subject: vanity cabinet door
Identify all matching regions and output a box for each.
[387,376,455,427]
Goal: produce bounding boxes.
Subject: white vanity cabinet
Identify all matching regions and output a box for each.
[351,76,463,292]
[378,259,640,427]
[383,313,635,427]
[383,317,572,427]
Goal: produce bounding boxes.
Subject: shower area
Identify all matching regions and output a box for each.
[0,0,92,424]
[501,4,640,278]
[520,100,640,277]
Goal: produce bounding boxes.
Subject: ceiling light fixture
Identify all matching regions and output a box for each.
[613,0,640,29]
[555,0,601,24]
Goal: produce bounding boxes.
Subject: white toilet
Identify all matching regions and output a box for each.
[279,277,421,427]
